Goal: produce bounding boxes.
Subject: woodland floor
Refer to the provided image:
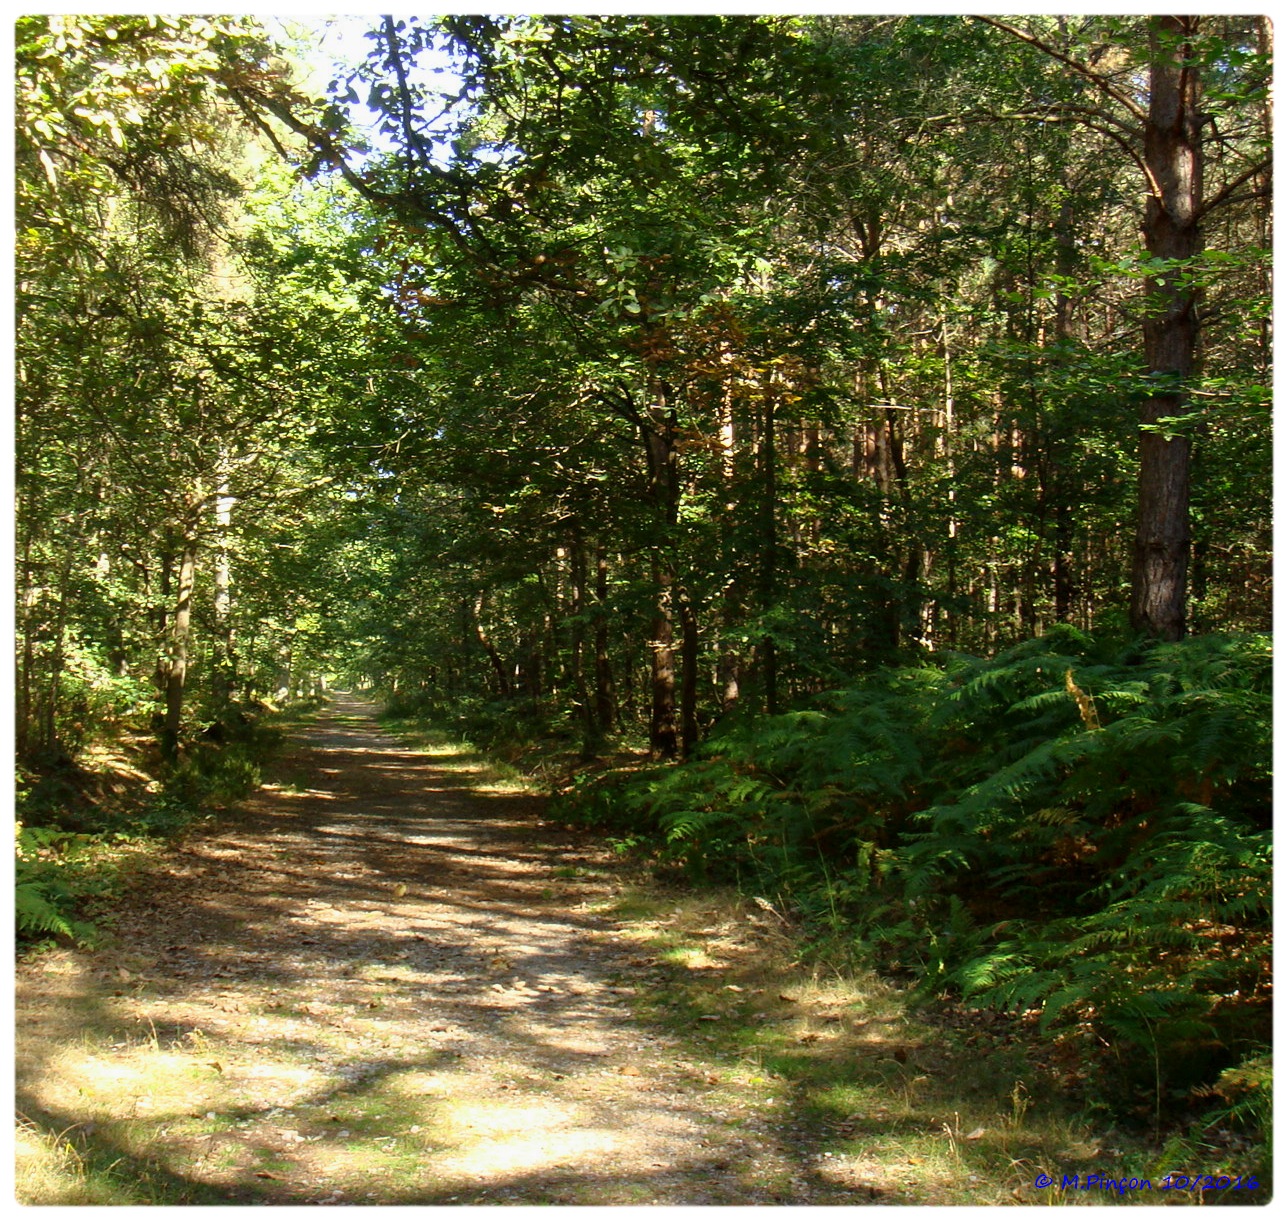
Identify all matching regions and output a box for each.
[17,697,1122,1206]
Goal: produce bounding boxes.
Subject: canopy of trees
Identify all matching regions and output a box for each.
[16,11,1271,1151]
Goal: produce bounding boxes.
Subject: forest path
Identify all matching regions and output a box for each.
[17,697,878,1205]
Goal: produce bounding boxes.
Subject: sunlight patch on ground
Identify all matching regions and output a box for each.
[470,780,532,794]
[234,1062,326,1088]
[33,1047,223,1119]
[661,945,722,970]
[260,785,337,799]
[14,1119,120,1206]
[308,744,421,756]
[435,1096,619,1179]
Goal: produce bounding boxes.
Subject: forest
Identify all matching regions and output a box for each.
[16,13,1272,1203]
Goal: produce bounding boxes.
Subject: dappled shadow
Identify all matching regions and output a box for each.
[15,697,920,1204]
[16,1098,263,1204]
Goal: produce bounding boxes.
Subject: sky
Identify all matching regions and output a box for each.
[268,15,463,160]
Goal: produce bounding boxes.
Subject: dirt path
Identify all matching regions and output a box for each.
[16,698,873,1205]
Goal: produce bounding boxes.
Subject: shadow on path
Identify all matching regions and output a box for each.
[16,697,896,1205]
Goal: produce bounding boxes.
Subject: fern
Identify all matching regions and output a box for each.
[553,628,1270,1116]
[15,879,76,938]
[15,824,107,946]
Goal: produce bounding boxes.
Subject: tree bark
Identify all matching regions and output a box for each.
[717,380,742,713]
[472,591,512,697]
[16,531,38,757]
[1131,15,1204,640]
[678,585,699,759]
[212,476,236,707]
[40,532,77,754]
[649,554,678,760]
[639,372,681,759]
[161,536,197,758]
[593,546,616,734]
[568,531,598,755]
[759,375,779,714]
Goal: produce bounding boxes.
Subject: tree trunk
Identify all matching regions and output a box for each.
[759,376,779,714]
[593,546,616,734]
[649,554,678,760]
[40,533,77,754]
[212,477,236,707]
[678,585,699,759]
[161,537,198,759]
[568,531,598,755]
[717,380,742,713]
[1131,15,1203,640]
[472,591,512,697]
[639,372,681,759]
[16,531,38,757]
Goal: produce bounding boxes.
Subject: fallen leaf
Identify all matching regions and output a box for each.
[965,1127,987,1141]
[254,1171,283,1181]
[207,1061,223,1074]
[392,883,407,897]
[617,1064,642,1076]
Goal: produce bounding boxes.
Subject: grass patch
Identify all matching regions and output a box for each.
[376,712,541,795]
[592,884,1267,1206]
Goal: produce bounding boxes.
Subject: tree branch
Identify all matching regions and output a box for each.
[1198,157,1273,221]
[973,15,1148,124]
[223,78,480,256]
[381,16,437,175]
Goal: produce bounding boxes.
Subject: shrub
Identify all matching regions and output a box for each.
[556,629,1272,1123]
[16,824,111,946]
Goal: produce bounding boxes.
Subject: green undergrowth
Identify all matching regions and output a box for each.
[554,628,1272,1166]
[598,885,1269,1204]
[377,696,644,792]
[374,710,528,788]
[378,688,646,783]
[16,702,291,950]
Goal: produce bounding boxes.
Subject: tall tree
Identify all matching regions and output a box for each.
[976,14,1271,639]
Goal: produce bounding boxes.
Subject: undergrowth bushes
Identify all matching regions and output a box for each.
[380,687,581,761]
[556,628,1271,1127]
[15,705,284,948]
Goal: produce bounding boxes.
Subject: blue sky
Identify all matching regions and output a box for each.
[269,14,462,157]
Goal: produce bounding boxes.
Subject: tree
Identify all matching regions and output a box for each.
[976,15,1271,639]
[15,16,380,757]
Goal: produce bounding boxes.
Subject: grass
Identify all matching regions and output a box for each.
[377,713,533,793]
[374,707,1270,1205]
[15,997,456,1205]
[586,884,1263,1207]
